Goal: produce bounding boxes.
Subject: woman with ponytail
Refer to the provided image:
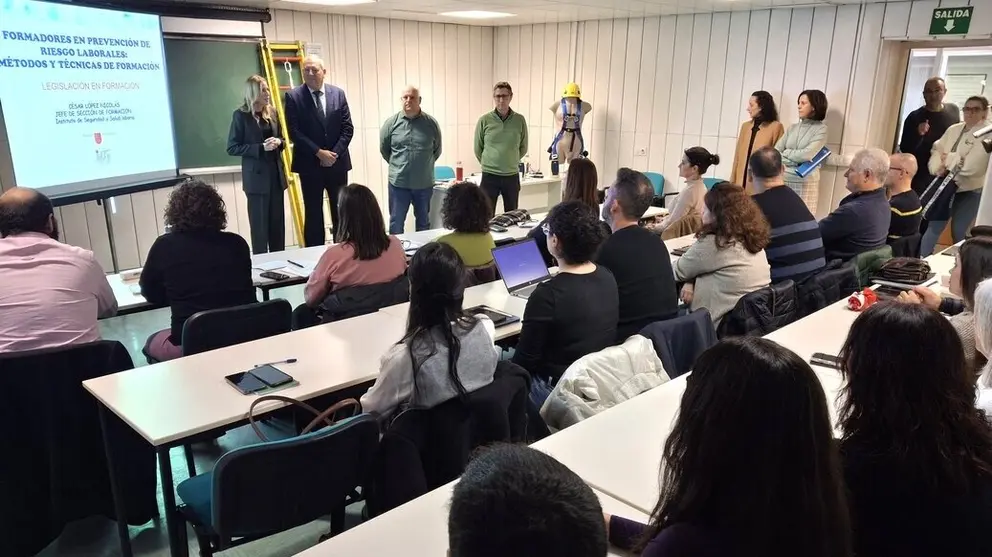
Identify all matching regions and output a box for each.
[359,242,499,420]
[654,146,720,235]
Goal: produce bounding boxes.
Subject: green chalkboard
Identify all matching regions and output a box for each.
[163,38,262,170]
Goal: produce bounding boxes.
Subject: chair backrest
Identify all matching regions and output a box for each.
[660,213,702,241]
[182,299,292,356]
[703,177,721,190]
[852,245,893,287]
[644,172,665,196]
[716,280,799,338]
[888,233,922,258]
[639,309,717,378]
[0,341,158,557]
[211,413,379,540]
[795,259,859,317]
[365,365,528,516]
[464,263,499,287]
[434,166,455,181]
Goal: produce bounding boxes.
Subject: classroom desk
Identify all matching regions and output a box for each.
[83,311,408,557]
[294,480,647,557]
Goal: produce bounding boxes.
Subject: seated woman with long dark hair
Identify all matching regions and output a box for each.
[839,303,992,557]
[140,180,257,361]
[304,183,407,307]
[607,337,851,557]
[673,182,770,326]
[360,242,499,420]
[528,157,605,266]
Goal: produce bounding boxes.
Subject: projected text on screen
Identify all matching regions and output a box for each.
[0,0,177,198]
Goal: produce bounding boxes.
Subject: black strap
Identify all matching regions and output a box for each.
[742,121,760,191]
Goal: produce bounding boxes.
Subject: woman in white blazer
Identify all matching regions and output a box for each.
[776,90,828,215]
[920,95,991,256]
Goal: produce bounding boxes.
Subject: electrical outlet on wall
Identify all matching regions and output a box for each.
[636,147,647,157]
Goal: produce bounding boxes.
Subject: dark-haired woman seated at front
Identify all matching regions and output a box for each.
[839,303,992,557]
[360,242,499,420]
[437,181,496,268]
[304,183,407,307]
[140,180,257,361]
[528,158,606,267]
[512,201,617,385]
[607,337,852,557]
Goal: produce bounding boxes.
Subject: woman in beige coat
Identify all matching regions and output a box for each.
[730,91,785,193]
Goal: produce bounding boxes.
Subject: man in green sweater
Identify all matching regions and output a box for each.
[474,81,528,214]
[380,86,442,233]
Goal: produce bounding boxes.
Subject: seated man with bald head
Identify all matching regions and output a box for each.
[0,187,117,353]
[885,152,922,240]
[749,147,826,283]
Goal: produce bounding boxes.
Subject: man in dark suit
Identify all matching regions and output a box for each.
[284,55,354,246]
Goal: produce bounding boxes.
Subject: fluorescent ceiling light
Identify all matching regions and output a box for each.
[439,10,515,19]
[284,0,377,5]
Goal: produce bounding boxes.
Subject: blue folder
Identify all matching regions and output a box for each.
[796,146,831,178]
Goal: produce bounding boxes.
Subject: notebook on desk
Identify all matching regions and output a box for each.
[491,239,551,300]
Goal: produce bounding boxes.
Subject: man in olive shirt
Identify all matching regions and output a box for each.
[474,81,528,214]
[380,85,442,233]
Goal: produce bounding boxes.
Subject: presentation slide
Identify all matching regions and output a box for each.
[0,0,177,199]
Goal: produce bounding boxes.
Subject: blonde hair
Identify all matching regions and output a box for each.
[241,75,272,121]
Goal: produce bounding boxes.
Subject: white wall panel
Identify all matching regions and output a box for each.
[718,12,751,138]
[667,15,694,136]
[763,9,792,104]
[741,11,771,107]
[683,14,712,138]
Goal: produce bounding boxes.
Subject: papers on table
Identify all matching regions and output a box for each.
[128,283,142,296]
[283,260,317,278]
[253,260,290,272]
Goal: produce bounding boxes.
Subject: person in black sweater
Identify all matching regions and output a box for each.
[749,147,826,281]
[899,77,961,195]
[527,158,608,267]
[140,180,257,361]
[598,167,678,340]
[513,201,617,385]
[839,303,992,557]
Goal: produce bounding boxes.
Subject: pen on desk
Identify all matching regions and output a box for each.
[254,358,298,368]
[288,260,304,268]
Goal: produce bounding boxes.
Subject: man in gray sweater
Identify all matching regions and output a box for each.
[819,148,892,262]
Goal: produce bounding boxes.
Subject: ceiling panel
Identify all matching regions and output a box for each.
[174,0,916,25]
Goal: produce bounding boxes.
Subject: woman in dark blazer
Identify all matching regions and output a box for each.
[227,74,286,254]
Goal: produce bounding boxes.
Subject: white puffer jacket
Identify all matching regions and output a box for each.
[540,335,669,430]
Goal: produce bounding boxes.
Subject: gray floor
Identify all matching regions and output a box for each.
[40,284,362,557]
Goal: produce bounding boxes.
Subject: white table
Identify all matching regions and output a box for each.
[294,480,646,557]
[83,310,408,557]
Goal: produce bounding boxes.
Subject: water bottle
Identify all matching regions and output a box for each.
[455,161,463,181]
[550,153,559,177]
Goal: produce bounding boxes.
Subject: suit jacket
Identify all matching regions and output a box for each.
[227,108,285,195]
[284,83,354,175]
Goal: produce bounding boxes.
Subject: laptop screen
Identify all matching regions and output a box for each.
[492,239,551,291]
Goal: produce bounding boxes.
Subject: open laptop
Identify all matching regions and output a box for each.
[491,239,551,299]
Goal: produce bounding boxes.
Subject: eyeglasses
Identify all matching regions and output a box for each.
[303,67,322,75]
[494,94,511,99]
[963,106,986,113]
[890,166,905,173]
[541,222,551,236]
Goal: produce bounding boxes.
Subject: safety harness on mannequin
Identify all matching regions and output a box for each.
[548,97,586,160]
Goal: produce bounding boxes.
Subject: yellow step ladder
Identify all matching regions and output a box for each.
[260,40,306,245]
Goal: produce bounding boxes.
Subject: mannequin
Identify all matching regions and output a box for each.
[548,82,592,162]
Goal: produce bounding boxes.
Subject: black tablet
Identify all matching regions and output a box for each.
[466,305,520,328]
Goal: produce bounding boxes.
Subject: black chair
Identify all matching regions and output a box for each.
[292,276,411,330]
[0,341,157,557]
[465,263,499,287]
[889,233,922,258]
[364,362,529,517]
[176,413,379,556]
[182,299,292,356]
[717,280,799,338]
[795,260,859,317]
[639,309,717,378]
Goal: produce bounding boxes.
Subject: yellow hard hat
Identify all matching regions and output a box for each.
[562,82,581,98]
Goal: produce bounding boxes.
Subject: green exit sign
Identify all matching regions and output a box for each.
[930,6,973,35]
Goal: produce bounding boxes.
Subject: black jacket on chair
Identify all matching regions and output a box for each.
[364,361,529,517]
[319,275,410,322]
[795,259,859,317]
[639,309,717,379]
[716,280,799,338]
[0,341,157,557]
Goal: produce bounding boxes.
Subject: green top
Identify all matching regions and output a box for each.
[436,232,496,267]
[474,109,528,176]
[380,111,443,190]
